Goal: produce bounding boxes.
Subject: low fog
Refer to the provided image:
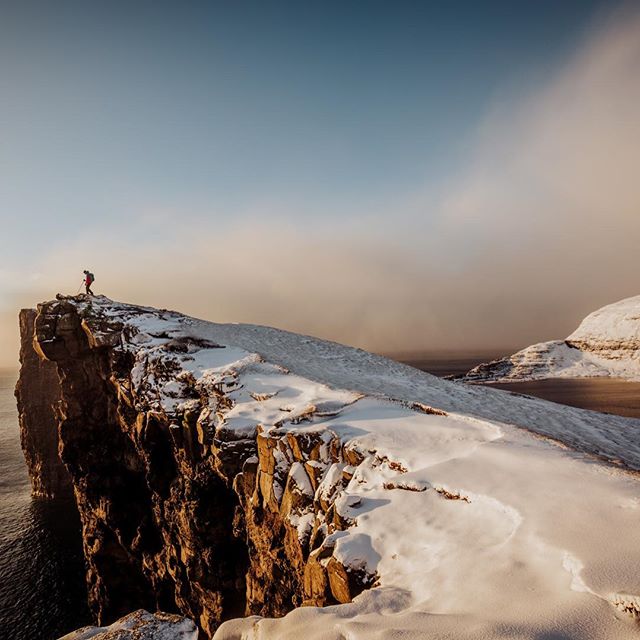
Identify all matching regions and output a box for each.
[1,7,639,366]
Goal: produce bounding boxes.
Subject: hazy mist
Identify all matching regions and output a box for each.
[1,6,639,366]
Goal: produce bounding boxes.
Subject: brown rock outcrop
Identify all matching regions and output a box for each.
[15,308,73,499]
[19,296,377,639]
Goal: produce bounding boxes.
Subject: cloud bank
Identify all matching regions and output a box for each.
[2,6,640,366]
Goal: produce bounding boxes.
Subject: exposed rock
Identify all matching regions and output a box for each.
[15,308,73,499]
[326,557,360,604]
[20,296,380,639]
[58,609,198,639]
[19,295,640,640]
[610,593,640,620]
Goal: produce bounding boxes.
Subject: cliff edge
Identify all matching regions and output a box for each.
[19,295,640,640]
[15,308,73,499]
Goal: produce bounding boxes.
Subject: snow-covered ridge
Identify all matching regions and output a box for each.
[459,295,640,383]
[51,294,640,471]
[44,296,640,640]
[568,295,640,349]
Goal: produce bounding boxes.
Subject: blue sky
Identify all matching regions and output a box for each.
[0,0,606,257]
[2,0,639,363]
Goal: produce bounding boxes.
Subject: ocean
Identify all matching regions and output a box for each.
[0,368,90,640]
[396,351,640,419]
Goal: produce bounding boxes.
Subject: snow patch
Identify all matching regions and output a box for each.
[59,610,198,640]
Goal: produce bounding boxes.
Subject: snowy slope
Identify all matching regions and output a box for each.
[118,302,640,472]
[55,296,640,640]
[569,295,640,349]
[460,295,640,383]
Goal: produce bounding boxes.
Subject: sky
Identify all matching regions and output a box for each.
[1,0,639,365]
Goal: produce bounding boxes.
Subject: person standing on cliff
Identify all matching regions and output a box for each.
[83,270,95,296]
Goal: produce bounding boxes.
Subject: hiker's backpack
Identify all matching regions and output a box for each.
[88,272,95,284]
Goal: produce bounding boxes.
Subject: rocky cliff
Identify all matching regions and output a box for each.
[19,295,640,640]
[23,295,383,638]
[15,308,73,499]
[458,295,640,383]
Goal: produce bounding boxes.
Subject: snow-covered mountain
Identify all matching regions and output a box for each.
[18,296,640,640]
[459,295,640,383]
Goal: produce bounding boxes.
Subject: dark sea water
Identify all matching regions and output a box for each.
[488,378,640,419]
[398,351,640,419]
[392,350,512,378]
[0,368,90,640]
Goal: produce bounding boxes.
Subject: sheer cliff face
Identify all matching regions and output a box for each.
[26,296,377,638]
[15,308,73,499]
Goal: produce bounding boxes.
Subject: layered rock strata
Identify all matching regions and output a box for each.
[458,294,640,382]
